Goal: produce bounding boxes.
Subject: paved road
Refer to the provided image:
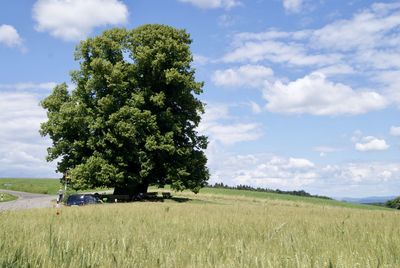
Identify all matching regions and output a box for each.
[0,189,55,211]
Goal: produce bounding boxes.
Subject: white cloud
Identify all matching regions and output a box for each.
[0,93,45,140]
[223,39,341,66]
[201,103,230,123]
[32,0,128,41]
[282,0,303,14]
[220,2,400,108]
[351,130,363,143]
[212,64,273,88]
[0,92,56,177]
[178,0,240,9]
[263,72,387,115]
[314,146,342,157]
[207,149,400,197]
[198,103,263,145]
[249,101,262,114]
[355,136,389,152]
[314,146,342,153]
[311,2,400,51]
[218,14,236,27]
[355,49,400,70]
[315,64,355,76]
[209,154,317,190]
[390,126,400,137]
[224,2,400,66]
[372,71,400,105]
[193,54,211,66]
[310,3,400,72]
[322,162,399,185]
[0,82,57,91]
[205,123,263,145]
[0,24,23,49]
[286,157,314,169]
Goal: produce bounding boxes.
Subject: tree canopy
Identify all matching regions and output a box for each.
[386,196,400,209]
[40,25,209,195]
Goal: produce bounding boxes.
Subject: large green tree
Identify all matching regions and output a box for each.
[40,25,209,196]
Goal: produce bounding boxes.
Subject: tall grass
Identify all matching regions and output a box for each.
[0,194,399,267]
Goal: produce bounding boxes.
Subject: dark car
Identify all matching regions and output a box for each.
[65,194,103,206]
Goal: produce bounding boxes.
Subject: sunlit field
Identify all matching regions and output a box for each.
[1,190,399,267]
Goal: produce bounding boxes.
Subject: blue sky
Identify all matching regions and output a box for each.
[1,0,399,198]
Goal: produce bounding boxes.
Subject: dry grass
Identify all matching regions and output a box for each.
[0,192,399,267]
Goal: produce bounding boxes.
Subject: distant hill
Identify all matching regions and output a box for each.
[208,183,332,200]
[341,196,397,204]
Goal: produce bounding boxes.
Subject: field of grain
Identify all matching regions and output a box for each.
[1,190,399,267]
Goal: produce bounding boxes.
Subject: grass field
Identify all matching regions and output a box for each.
[194,187,389,210]
[1,182,399,267]
[0,178,62,195]
[0,178,388,211]
[0,193,17,202]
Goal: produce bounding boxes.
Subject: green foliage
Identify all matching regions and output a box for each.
[386,196,400,209]
[40,25,209,193]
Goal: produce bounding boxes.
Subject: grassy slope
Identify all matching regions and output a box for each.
[0,178,112,195]
[196,187,389,210]
[0,178,388,211]
[150,185,388,211]
[0,178,62,195]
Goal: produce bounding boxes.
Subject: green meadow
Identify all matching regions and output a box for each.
[0,178,387,210]
[0,178,108,195]
[1,179,399,267]
[0,178,61,195]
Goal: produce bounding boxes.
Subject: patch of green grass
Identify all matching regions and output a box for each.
[0,178,109,196]
[0,178,62,195]
[0,193,17,202]
[172,187,390,211]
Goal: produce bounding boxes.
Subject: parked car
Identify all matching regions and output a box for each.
[65,194,103,206]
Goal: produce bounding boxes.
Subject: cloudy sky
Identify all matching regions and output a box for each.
[1,0,400,198]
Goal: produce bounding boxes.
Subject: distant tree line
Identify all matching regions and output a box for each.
[207,182,332,200]
[385,196,400,209]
